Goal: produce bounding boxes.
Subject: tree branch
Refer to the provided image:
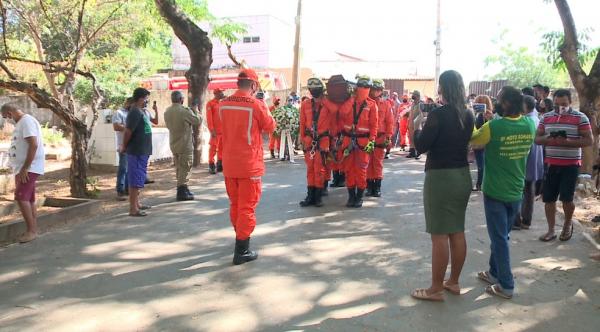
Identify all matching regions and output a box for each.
[554,0,587,91]
[589,50,600,79]
[0,60,16,79]
[0,79,84,128]
[226,43,247,68]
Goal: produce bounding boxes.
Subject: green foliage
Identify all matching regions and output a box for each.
[41,124,68,147]
[85,177,100,198]
[541,29,599,73]
[485,43,570,89]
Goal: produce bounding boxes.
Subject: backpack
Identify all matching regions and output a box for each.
[326,75,351,104]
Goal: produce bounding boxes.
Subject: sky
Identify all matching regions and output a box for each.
[208,0,600,84]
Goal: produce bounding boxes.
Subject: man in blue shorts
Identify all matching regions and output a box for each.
[121,88,153,217]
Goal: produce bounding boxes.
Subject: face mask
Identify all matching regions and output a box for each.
[382,95,389,100]
[558,106,568,114]
[356,87,370,101]
[309,88,323,98]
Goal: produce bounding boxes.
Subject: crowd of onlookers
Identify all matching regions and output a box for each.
[410,70,594,301]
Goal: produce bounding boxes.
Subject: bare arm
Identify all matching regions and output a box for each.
[113,123,125,132]
[121,129,132,153]
[22,136,38,172]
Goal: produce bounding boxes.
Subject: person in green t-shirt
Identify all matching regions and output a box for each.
[470,86,536,299]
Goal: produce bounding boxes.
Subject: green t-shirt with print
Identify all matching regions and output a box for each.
[480,116,536,202]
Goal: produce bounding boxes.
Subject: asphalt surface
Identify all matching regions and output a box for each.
[1,151,599,331]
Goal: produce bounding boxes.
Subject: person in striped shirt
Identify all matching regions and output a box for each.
[535,89,593,242]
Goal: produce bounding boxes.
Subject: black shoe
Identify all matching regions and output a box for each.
[415,153,421,160]
[314,188,324,207]
[365,180,374,197]
[233,238,258,265]
[384,152,390,159]
[176,186,194,201]
[354,188,365,208]
[209,163,216,174]
[373,179,382,197]
[322,180,329,196]
[216,160,223,172]
[183,185,194,200]
[300,187,315,207]
[346,187,356,208]
[145,178,155,184]
[270,150,276,159]
[331,171,343,187]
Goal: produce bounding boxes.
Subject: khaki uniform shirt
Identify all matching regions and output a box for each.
[164,103,201,154]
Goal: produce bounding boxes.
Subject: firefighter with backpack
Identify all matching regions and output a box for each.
[366,79,394,197]
[299,78,332,207]
[338,75,378,208]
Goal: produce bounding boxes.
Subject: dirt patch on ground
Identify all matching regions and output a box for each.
[574,195,600,242]
[0,159,211,224]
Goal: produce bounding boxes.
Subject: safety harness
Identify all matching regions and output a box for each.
[341,100,369,156]
[304,99,329,160]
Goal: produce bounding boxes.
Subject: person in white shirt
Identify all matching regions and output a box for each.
[1,104,45,243]
[112,98,131,200]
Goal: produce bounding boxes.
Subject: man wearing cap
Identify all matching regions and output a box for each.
[164,90,200,201]
[219,68,276,265]
[206,88,225,174]
[407,90,423,159]
[338,75,378,208]
[367,79,394,197]
[268,97,281,159]
[299,78,332,207]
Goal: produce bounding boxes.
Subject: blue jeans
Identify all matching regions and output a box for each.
[483,194,521,291]
[474,149,484,187]
[116,152,128,194]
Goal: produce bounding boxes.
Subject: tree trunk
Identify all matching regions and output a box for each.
[154,0,212,167]
[0,79,91,198]
[70,124,89,197]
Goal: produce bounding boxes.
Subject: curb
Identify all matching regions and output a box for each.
[0,197,103,245]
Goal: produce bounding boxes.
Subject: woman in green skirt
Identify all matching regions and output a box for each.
[410,70,474,301]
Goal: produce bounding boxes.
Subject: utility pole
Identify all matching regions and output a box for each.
[291,0,302,94]
[434,0,441,98]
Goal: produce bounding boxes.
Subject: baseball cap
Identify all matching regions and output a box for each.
[238,68,259,82]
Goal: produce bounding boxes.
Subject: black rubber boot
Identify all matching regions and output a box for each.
[354,188,365,208]
[322,180,329,196]
[384,152,390,159]
[373,179,382,198]
[217,160,223,172]
[406,148,416,158]
[346,187,356,208]
[300,187,315,207]
[209,163,216,174]
[331,171,341,187]
[182,185,194,200]
[270,149,276,159]
[365,180,374,197]
[314,188,324,207]
[338,172,346,187]
[233,238,258,265]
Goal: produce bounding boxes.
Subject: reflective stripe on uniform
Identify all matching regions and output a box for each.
[219,105,254,145]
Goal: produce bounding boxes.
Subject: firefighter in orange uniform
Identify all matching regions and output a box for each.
[268,97,281,158]
[338,76,378,208]
[399,96,410,151]
[299,78,331,207]
[219,68,276,265]
[366,79,394,197]
[324,98,345,188]
[206,88,225,174]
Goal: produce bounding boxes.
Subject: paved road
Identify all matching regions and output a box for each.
[1,152,599,332]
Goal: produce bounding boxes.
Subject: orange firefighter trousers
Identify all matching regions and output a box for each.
[344,149,370,190]
[225,177,262,240]
[209,136,223,164]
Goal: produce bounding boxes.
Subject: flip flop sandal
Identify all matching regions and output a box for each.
[411,288,444,302]
[129,211,147,217]
[139,205,152,210]
[443,281,461,295]
[477,271,496,285]
[539,234,557,242]
[559,223,574,241]
[485,284,513,299]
